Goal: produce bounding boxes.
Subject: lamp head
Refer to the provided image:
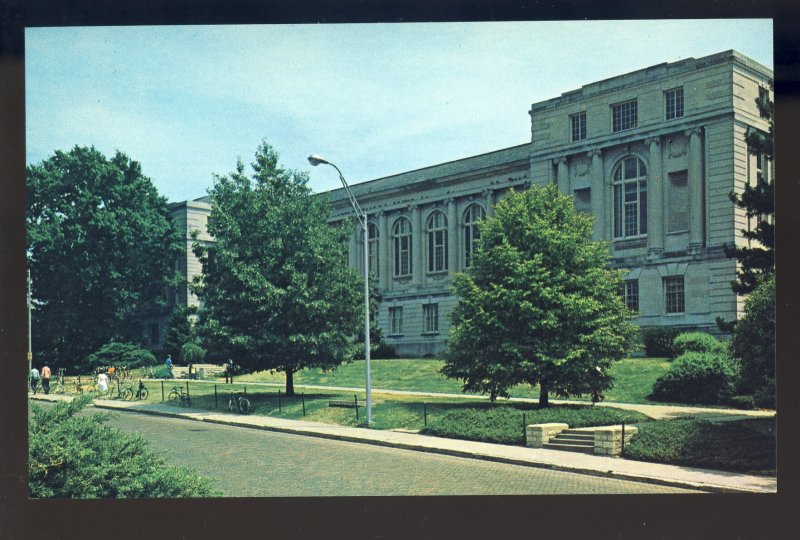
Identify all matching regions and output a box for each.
[307,154,330,167]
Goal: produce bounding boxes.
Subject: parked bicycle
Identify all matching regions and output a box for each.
[51,369,67,394]
[122,379,149,401]
[227,390,251,415]
[144,367,157,379]
[168,385,190,407]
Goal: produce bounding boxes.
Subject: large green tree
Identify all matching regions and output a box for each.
[724,86,774,295]
[26,146,183,370]
[193,141,363,395]
[441,185,637,407]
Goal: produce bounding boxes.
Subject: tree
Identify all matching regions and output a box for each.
[730,275,775,402]
[29,396,220,498]
[441,185,637,407]
[724,86,774,295]
[193,141,363,395]
[26,146,183,370]
[85,341,156,373]
[164,304,199,360]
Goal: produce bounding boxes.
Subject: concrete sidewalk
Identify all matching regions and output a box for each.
[30,393,776,494]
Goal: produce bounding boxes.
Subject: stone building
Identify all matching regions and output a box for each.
[158,50,773,357]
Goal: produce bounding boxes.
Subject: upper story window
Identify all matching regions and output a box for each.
[367,222,379,278]
[665,87,684,120]
[463,204,486,268]
[570,112,587,141]
[613,156,648,239]
[427,211,448,273]
[612,100,637,132]
[392,217,412,277]
[758,86,770,119]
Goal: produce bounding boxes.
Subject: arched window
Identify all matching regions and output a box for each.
[392,217,412,277]
[367,222,379,278]
[427,211,448,272]
[463,204,486,268]
[613,156,648,238]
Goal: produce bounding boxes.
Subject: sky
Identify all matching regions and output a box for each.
[25,20,773,201]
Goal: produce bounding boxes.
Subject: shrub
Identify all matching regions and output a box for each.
[625,417,776,474]
[672,332,725,356]
[651,352,738,404]
[86,342,157,372]
[180,342,206,363]
[753,377,776,409]
[730,276,775,395]
[29,396,220,497]
[641,327,681,358]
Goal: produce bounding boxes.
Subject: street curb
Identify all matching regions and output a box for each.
[31,395,772,494]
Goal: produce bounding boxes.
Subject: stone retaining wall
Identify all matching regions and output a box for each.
[525,423,568,448]
[593,425,639,456]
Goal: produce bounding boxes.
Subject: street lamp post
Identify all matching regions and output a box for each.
[308,155,372,424]
[27,268,32,390]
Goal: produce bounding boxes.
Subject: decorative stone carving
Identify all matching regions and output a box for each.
[668,137,687,158]
[574,156,590,178]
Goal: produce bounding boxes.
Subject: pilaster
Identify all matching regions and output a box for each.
[589,150,604,241]
[447,198,457,274]
[687,128,704,249]
[647,137,664,256]
[555,156,569,195]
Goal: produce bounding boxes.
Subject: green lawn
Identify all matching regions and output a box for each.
[232,356,673,405]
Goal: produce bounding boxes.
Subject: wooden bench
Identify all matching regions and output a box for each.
[328,398,363,408]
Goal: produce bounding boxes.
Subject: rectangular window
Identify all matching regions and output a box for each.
[573,188,591,213]
[667,172,689,233]
[423,304,439,334]
[612,100,637,132]
[389,307,404,335]
[614,181,647,237]
[758,86,770,119]
[664,276,685,314]
[570,112,586,141]
[665,88,684,120]
[619,280,639,313]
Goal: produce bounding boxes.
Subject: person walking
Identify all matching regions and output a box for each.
[165,354,173,379]
[41,365,52,395]
[97,371,109,393]
[30,367,40,394]
[225,359,234,384]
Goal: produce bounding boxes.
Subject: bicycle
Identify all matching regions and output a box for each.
[144,367,157,379]
[167,385,190,407]
[51,370,67,394]
[227,390,251,415]
[122,380,149,401]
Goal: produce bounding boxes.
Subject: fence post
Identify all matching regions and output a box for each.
[523,411,527,445]
[302,393,306,416]
[423,402,427,427]
[214,384,218,409]
[354,394,359,421]
[621,421,625,456]
[161,380,164,401]
[186,380,191,407]
[116,378,120,397]
[278,389,281,412]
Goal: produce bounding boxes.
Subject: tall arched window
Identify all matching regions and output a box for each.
[392,217,412,277]
[367,222,379,278]
[463,204,486,268]
[613,156,648,238]
[427,211,448,272]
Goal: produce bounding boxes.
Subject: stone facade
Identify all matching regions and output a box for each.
[163,50,772,357]
[326,50,772,356]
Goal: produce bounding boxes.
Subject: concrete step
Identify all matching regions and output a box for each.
[542,442,595,454]
[561,429,596,437]
[550,435,594,445]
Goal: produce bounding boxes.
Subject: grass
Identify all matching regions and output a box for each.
[624,417,776,475]
[232,357,674,405]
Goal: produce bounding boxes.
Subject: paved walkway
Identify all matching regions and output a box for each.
[30,393,776,494]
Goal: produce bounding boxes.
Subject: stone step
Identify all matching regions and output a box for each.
[550,435,594,445]
[561,429,597,436]
[542,442,595,454]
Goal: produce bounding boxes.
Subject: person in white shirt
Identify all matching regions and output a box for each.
[30,367,40,393]
[97,372,109,392]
